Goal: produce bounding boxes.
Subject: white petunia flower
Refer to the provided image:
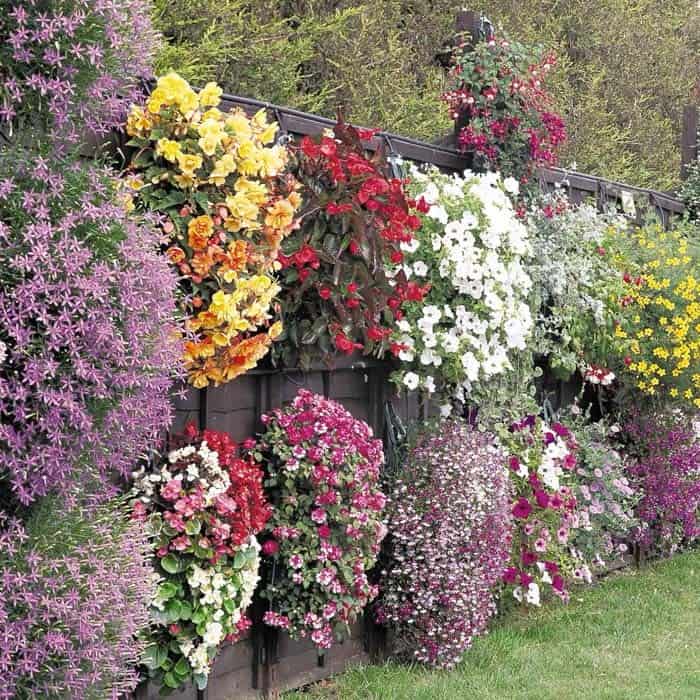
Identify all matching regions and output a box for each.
[403,372,420,391]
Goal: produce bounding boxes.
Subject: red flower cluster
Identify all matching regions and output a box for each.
[443,35,566,179]
[274,119,428,368]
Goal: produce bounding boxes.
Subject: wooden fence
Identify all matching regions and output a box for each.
[681,103,698,179]
[131,13,687,699]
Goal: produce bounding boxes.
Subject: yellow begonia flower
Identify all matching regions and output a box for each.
[235,177,268,204]
[177,152,203,175]
[198,118,225,140]
[126,106,151,135]
[146,87,169,114]
[265,198,295,230]
[198,135,220,157]
[199,82,223,107]
[259,122,279,145]
[156,138,182,162]
[226,111,253,140]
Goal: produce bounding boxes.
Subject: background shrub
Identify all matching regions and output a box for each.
[375,419,512,668]
[154,0,700,189]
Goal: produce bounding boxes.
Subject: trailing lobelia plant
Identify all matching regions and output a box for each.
[443,31,565,180]
[0,493,155,700]
[390,165,534,422]
[0,150,180,508]
[253,389,386,649]
[274,119,427,368]
[622,410,700,553]
[375,419,513,669]
[127,72,301,387]
[131,425,271,693]
[0,0,159,150]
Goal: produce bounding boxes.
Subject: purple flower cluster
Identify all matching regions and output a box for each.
[0,0,159,148]
[0,152,181,506]
[0,497,155,699]
[624,412,700,551]
[375,420,513,669]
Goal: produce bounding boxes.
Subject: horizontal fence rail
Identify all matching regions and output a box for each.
[216,91,685,226]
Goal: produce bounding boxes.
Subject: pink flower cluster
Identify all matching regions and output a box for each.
[502,417,581,605]
[255,389,386,650]
[376,420,513,669]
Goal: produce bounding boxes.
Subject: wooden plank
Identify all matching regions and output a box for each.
[681,104,698,179]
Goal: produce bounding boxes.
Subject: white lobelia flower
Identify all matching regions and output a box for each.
[403,372,420,391]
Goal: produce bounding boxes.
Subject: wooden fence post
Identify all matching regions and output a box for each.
[681,104,698,180]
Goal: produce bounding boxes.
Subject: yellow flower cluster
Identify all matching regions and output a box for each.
[126,72,301,387]
[615,224,700,407]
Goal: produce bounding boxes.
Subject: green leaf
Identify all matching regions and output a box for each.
[142,643,169,670]
[184,518,202,536]
[174,656,191,677]
[160,554,181,574]
[157,582,178,599]
[163,671,180,689]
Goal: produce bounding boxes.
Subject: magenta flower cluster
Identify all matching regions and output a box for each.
[375,420,513,669]
[624,412,700,551]
[255,389,386,650]
[0,0,158,148]
[0,153,181,506]
[0,498,155,699]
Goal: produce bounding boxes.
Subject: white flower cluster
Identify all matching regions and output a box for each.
[392,167,533,410]
[131,441,231,506]
[178,536,260,676]
[0,340,6,366]
[528,193,627,374]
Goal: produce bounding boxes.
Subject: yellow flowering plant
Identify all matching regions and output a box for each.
[613,220,700,407]
[125,73,300,387]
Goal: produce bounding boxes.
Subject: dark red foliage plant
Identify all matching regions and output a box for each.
[273,119,428,368]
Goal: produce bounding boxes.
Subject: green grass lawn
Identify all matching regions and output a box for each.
[286,551,700,700]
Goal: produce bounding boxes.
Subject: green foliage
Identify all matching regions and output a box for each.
[153,0,699,190]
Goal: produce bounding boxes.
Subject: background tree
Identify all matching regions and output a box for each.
[153,1,700,189]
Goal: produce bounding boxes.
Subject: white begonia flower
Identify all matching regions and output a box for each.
[420,348,441,367]
[398,347,415,362]
[423,375,436,394]
[413,260,428,277]
[423,333,438,349]
[403,372,420,391]
[461,211,478,229]
[397,319,411,333]
[503,176,520,195]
